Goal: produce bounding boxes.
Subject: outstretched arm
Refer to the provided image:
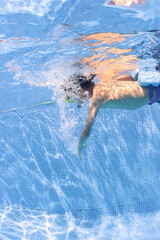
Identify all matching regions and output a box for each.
[78,102,99,158]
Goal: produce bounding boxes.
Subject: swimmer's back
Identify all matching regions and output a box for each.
[92,79,149,110]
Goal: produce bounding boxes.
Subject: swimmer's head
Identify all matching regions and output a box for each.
[62,73,96,106]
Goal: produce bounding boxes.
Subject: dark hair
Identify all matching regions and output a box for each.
[63,73,95,92]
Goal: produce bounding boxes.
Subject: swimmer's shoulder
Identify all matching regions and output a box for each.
[91,83,112,105]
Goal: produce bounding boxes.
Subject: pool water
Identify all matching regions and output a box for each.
[0,0,160,239]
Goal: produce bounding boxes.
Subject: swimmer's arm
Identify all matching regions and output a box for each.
[78,102,99,158]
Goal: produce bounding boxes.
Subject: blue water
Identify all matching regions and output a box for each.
[0,0,160,239]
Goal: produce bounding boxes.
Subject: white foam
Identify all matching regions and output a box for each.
[138,70,160,87]
[134,59,160,87]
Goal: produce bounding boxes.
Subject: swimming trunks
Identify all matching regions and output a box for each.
[131,57,160,104]
[148,85,160,105]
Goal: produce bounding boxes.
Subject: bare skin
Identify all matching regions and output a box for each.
[108,0,145,7]
[78,32,150,158]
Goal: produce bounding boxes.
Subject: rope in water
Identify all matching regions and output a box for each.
[0,100,56,114]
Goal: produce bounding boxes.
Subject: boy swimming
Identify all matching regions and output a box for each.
[62,32,160,158]
[77,68,149,158]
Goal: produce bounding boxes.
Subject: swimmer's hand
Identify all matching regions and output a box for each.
[78,134,88,159]
[78,143,86,160]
